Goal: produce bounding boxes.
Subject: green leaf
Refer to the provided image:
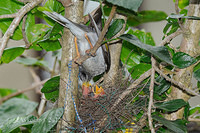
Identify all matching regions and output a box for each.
[173,0,189,9]
[15,57,49,69]
[0,46,25,64]
[27,24,50,45]
[120,29,155,71]
[39,39,61,51]
[41,76,60,102]
[25,12,36,44]
[119,34,174,66]
[189,105,200,116]
[163,16,179,38]
[130,63,151,79]
[183,102,190,120]
[0,98,38,124]
[173,52,197,69]
[32,108,64,133]
[1,115,37,133]
[154,99,187,112]
[27,23,62,51]
[49,22,63,39]
[129,29,155,46]
[154,76,171,95]
[106,19,124,39]
[43,0,64,13]
[127,10,167,27]
[153,115,187,133]
[120,42,141,70]
[0,0,24,40]
[0,88,28,99]
[194,62,200,72]
[38,0,64,26]
[194,69,200,81]
[106,0,143,12]
[178,0,189,9]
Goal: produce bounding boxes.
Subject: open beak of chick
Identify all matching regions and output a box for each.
[82,82,92,98]
[82,82,105,99]
[90,85,105,99]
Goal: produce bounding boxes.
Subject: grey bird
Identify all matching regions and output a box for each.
[43,11,109,98]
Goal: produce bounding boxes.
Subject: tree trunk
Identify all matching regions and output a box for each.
[104,14,127,86]
[166,0,200,120]
[57,0,83,132]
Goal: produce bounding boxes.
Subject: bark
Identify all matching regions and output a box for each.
[56,0,83,132]
[104,14,127,86]
[166,0,200,120]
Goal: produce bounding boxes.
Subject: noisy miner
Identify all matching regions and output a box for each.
[43,11,109,98]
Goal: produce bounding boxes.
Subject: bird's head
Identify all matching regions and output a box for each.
[82,82,92,98]
[90,85,105,99]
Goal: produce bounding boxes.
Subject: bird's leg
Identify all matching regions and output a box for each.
[84,33,96,56]
[74,37,81,62]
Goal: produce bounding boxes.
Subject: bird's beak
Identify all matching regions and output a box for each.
[91,85,105,99]
[82,82,91,98]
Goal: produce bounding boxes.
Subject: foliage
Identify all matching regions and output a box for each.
[41,76,60,102]
[0,0,199,132]
[0,98,63,133]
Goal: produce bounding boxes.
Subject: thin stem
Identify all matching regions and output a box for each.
[148,57,156,133]
[154,65,200,96]
[0,79,48,103]
[0,13,17,19]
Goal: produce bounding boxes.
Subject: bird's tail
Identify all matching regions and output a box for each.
[43,11,74,29]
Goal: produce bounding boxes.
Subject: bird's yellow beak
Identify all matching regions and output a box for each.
[91,85,105,99]
[82,82,92,98]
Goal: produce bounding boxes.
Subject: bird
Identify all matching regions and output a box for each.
[43,11,109,99]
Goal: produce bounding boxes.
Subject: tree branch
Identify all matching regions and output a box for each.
[159,29,182,46]
[0,13,18,19]
[154,66,200,96]
[148,57,156,133]
[0,0,43,59]
[0,79,48,103]
[75,5,117,65]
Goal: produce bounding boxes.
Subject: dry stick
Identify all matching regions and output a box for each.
[188,117,200,122]
[0,13,18,19]
[148,57,156,133]
[22,15,30,48]
[154,66,200,96]
[159,29,182,46]
[0,0,43,59]
[0,79,48,103]
[98,69,152,125]
[29,68,46,116]
[17,0,32,3]
[75,5,117,65]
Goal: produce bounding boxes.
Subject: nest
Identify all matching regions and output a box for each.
[62,69,148,132]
